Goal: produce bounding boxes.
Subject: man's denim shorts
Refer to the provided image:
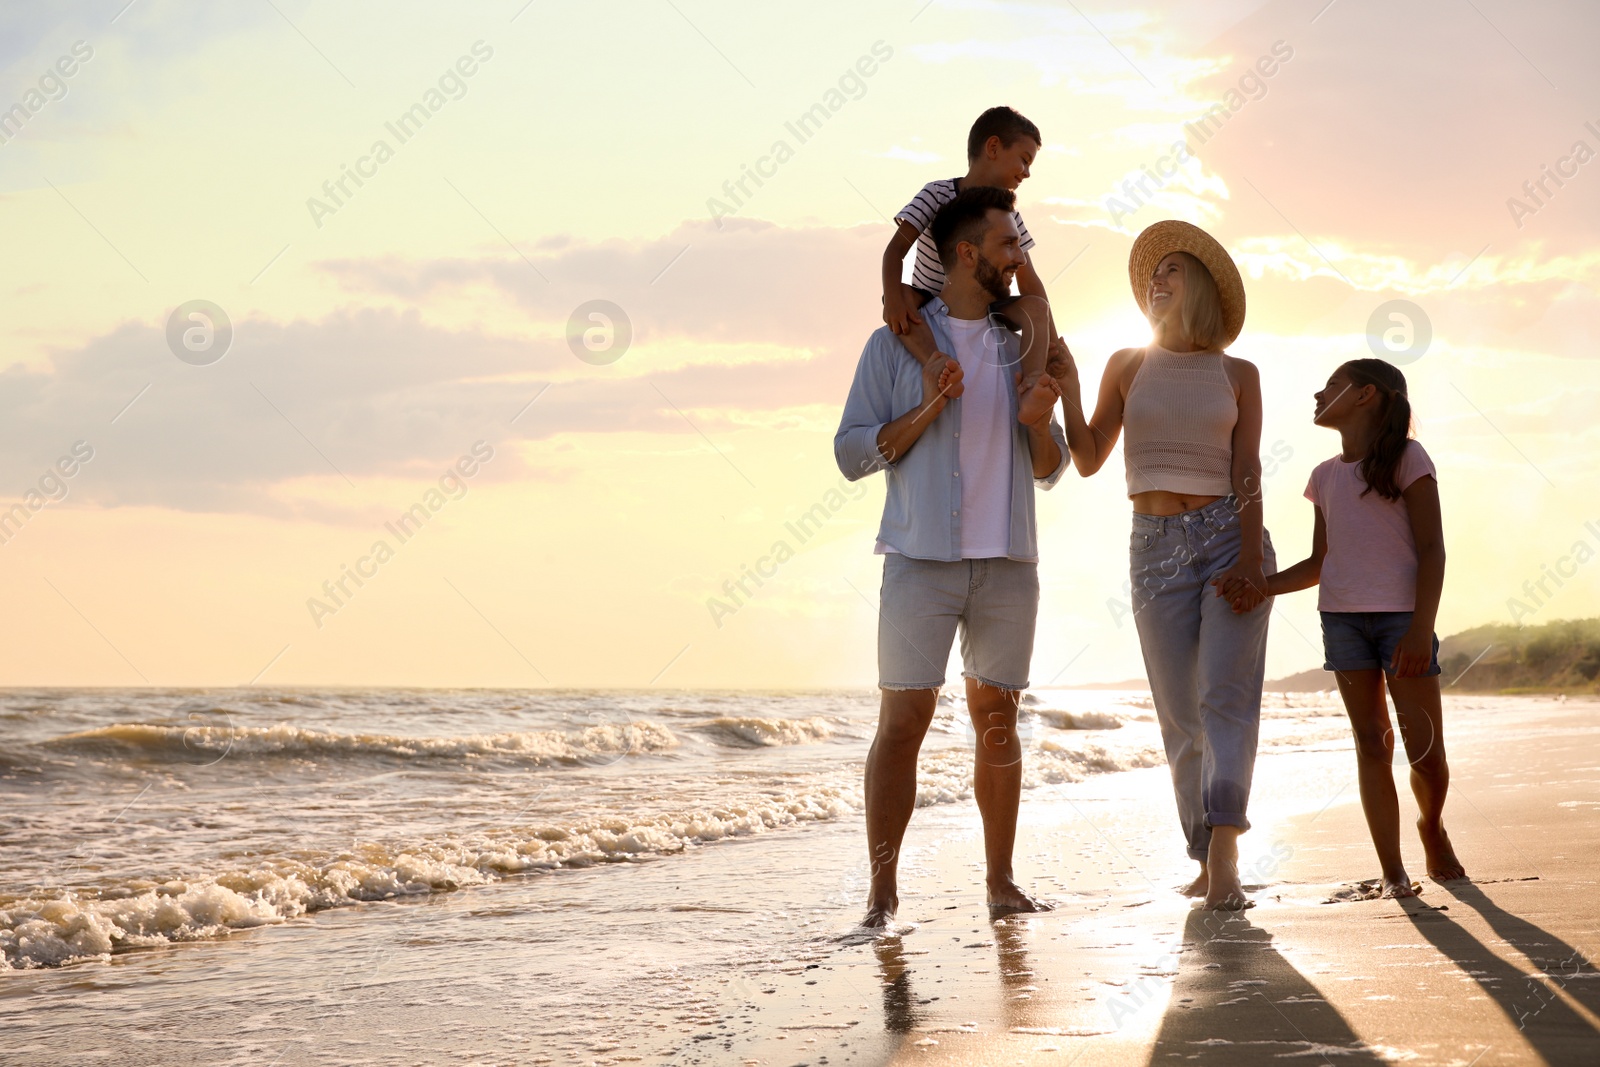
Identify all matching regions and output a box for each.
[878,554,1038,691]
[1320,611,1440,676]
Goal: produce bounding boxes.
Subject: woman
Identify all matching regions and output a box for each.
[1056,220,1274,910]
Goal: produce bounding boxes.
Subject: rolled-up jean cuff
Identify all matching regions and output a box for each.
[963,670,1028,692]
[1187,845,1210,861]
[1207,812,1250,832]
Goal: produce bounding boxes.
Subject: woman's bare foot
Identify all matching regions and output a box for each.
[1380,873,1419,899]
[1419,819,1467,881]
[1202,829,1250,910]
[862,897,898,929]
[987,878,1054,917]
[1202,870,1252,911]
[1180,865,1209,898]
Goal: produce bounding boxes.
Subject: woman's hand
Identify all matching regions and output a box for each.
[1046,337,1080,400]
[1389,627,1434,679]
[1210,561,1267,613]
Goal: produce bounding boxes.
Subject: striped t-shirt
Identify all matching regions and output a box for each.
[895,178,1036,294]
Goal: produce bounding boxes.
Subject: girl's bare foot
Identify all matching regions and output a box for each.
[1180,865,1209,898]
[1380,873,1419,899]
[1418,819,1466,881]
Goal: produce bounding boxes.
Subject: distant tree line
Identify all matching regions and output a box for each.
[1440,617,1600,693]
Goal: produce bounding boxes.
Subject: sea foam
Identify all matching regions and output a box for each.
[46,720,680,765]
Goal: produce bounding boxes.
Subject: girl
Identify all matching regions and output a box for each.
[1249,358,1466,897]
[1054,220,1273,910]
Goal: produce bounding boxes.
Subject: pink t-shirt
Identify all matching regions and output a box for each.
[1305,440,1437,613]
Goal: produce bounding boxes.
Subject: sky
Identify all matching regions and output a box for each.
[0,0,1596,688]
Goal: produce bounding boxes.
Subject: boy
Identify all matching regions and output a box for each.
[882,106,1059,423]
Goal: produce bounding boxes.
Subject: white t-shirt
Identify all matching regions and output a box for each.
[875,314,1014,559]
[895,178,1035,294]
[947,315,1013,558]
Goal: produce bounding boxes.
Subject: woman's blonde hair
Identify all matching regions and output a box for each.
[1149,251,1224,350]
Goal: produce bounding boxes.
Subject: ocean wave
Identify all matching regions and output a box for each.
[1032,709,1124,731]
[691,716,838,747]
[1,732,1163,970]
[0,786,855,970]
[42,721,680,766]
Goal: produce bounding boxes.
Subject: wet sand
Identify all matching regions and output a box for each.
[710,695,1600,1066]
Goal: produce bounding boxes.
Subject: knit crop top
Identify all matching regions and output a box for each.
[1122,346,1238,497]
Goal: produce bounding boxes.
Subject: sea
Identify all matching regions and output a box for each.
[0,685,1367,1062]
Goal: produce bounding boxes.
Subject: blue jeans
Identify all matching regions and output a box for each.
[1130,496,1275,861]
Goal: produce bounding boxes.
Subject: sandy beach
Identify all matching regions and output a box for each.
[716,694,1600,1067]
[1,691,1595,1065]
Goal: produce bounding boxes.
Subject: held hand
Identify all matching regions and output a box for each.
[1214,575,1254,612]
[922,354,964,411]
[1389,627,1433,679]
[1045,336,1080,397]
[1210,561,1267,614]
[1015,370,1062,427]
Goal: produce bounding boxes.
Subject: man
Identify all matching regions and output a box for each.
[835,185,1070,927]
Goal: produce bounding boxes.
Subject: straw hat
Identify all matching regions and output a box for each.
[1128,220,1246,349]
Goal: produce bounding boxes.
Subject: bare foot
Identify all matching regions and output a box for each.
[1380,873,1419,899]
[862,897,898,929]
[1419,819,1467,881]
[933,352,965,399]
[987,879,1054,917]
[1180,865,1209,898]
[1016,374,1057,425]
[1202,864,1251,911]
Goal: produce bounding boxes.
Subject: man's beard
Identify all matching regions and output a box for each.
[973,253,1014,302]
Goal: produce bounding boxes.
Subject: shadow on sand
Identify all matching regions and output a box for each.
[1402,884,1600,1063]
[1147,910,1387,1065]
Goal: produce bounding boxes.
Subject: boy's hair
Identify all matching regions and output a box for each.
[931,186,1016,270]
[967,106,1041,161]
[1340,358,1414,501]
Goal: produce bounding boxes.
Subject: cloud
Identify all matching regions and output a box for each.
[0,220,900,516]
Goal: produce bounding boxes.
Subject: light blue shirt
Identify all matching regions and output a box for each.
[833,299,1068,563]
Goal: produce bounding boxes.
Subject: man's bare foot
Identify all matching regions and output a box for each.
[987,879,1054,917]
[1180,865,1209,898]
[861,897,898,929]
[1380,872,1419,899]
[1419,819,1467,881]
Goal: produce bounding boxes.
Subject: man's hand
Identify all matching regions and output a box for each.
[1389,626,1434,678]
[922,354,964,413]
[884,283,924,336]
[1015,371,1062,427]
[1210,560,1268,614]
